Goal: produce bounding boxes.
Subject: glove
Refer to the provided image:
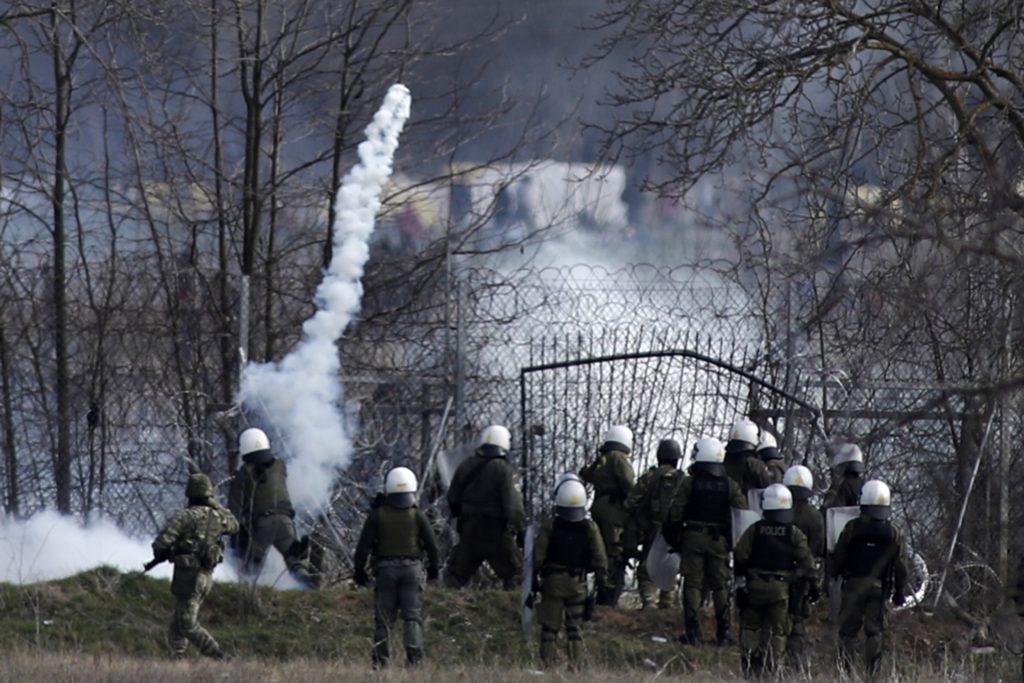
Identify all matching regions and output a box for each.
[807,583,821,604]
[524,592,536,609]
[353,567,369,587]
[427,566,439,582]
[893,593,907,607]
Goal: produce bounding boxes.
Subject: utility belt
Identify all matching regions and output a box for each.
[376,556,421,568]
[541,565,586,581]
[750,570,792,583]
[685,522,727,537]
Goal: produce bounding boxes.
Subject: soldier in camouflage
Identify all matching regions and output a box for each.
[528,477,608,670]
[227,428,313,586]
[830,480,908,676]
[353,467,440,667]
[723,419,771,495]
[733,483,818,676]
[445,425,525,590]
[755,432,785,485]
[623,438,684,609]
[782,465,825,667]
[578,425,635,606]
[663,437,747,646]
[150,473,239,660]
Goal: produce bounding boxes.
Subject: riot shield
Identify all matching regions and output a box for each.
[826,506,860,552]
[731,508,762,548]
[644,532,681,592]
[747,488,765,514]
[437,443,475,490]
[520,522,538,636]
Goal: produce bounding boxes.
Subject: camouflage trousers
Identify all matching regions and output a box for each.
[838,577,888,675]
[445,516,521,589]
[168,570,223,658]
[536,571,587,669]
[373,560,425,666]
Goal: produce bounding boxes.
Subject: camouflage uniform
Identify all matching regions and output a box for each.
[228,458,311,584]
[724,448,771,496]
[787,497,825,664]
[579,446,634,605]
[734,519,817,675]
[152,483,239,659]
[533,515,608,669]
[663,471,746,644]
[445,452,525,589]
[353,500,440,667]
[830,515,908,675]
[623,463,683,608]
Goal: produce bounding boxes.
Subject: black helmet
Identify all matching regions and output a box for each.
[656,439,682,464]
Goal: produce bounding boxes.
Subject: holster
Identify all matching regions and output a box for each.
[788,578,808,615]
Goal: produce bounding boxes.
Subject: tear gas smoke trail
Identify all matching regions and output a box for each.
[240,84,412,512]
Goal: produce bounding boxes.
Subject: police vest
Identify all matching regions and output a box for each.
[844,519,896,579]
[545,518,593,572]
[650,467,684,522]
[685,475,730,526]
[750,521,796,573]
[374,505,421,558]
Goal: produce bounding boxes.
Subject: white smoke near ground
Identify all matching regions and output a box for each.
[0,510,304,588]
[240,84,412,512]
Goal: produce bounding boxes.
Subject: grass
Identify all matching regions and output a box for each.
[0,567,1016,681]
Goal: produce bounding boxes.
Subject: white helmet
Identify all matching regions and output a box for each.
[601,425,633,453]
[553,472,582,497]
[239,427,273,464]
[832,443,865,474]
[756,431,781,461]
[783,465,814,500]
[859,479,892,520]
[692,436,726,476]
[761,483,794,523]
[385,466,418,508]
[478,425,511,457]
[554,479,587,522]
[726,418,759,453]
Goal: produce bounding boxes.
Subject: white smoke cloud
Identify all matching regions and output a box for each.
[240,84,412,512]
[0,510,304,589]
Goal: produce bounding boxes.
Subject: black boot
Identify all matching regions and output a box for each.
[679,617,701,645]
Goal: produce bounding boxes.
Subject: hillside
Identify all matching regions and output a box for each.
[0,567,1013,681]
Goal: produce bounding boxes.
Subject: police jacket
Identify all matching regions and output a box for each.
[830,515,908,599]
[353,503,440,575]
[534,516,607,587]
[228,458,295,525]
[734,519,816,584]
[447,453,525,529]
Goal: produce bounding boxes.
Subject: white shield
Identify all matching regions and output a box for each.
[520,523,538,636]
[731,508,763,548]
[644,532,681,592]
[826,506,860,552]
[437,443,475,490]
[747,488,765,514]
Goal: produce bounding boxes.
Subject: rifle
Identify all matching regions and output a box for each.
[143,557,165,573]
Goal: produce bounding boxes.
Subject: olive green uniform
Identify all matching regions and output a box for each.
[445,453,525,589]
[664,471,746,644]
[354,502,440,666]
[724,449,771,495]
[763,459,786,485]
[228,458,311,584]
[787,498,825,663]
[734,519,817,674]
[152,500,239,659]
[579,447,634,605]
[830,515,908,675]
[533,516,607,669]
[624,464,683,608]
[822,472,864,511]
